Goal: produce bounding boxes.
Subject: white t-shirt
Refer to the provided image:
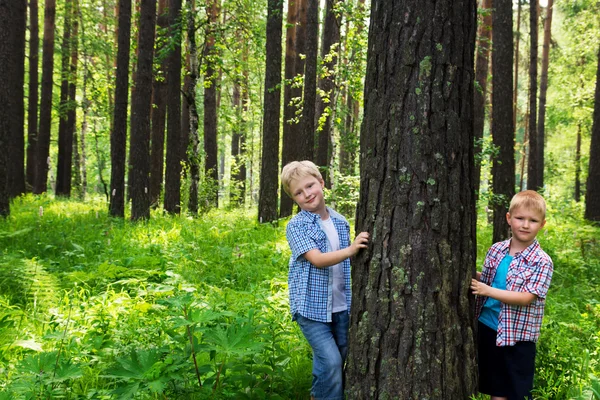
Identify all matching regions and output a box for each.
[319,216,347,313]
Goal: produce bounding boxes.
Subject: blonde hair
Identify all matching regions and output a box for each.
[509,190,547,219]
[280,160,323,197]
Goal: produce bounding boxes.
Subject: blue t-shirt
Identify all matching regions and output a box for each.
[479,254,513,331]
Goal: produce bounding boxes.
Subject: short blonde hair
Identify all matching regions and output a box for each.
[280,160,323,197]
[509,190,547,219]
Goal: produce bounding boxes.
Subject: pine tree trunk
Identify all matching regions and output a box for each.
[26,0,39,191]
[8,0,26,198]
[33,0,57,194]
[527,0,539,191]
[315,0,341,187]
[203,0,220,208]
[585,46,600,222]
[300,0,319,161]
[258,0,283,224]
[575,123,582,202]
[164,0,182,214]
[347,1,478,397]
[149,0,168,208]
[109,0,131,217]
[129,0,156,220]
[491,0,515,243]
[473,0,492,202]
[536,0,553,190]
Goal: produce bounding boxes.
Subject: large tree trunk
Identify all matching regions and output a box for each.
[164,0,182,214]
[26,0,39,191]
[346,0,477,397]
[315,0,341,188]
[280,0,307,217]
[129,0,156,220]
[473,0,492,202]
[8,0,26,198]
[109,0,131,217]
[33,0,57,194]
[536,0,553,191]
[491,0,515,243]
[185,0,201,215]
[149,0,168,208]
[527,0,540,191]
[55,0,74,197]
[300,0,319,161]
[585,46,600,222]
[258,0,283,224]
[203,0,220,208]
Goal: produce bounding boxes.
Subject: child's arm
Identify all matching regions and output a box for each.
[304,232,369,268]
[470,279,537,306]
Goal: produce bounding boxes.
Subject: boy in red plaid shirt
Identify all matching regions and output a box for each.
[471,190,553,400]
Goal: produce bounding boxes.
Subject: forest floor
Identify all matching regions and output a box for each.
[0,195,598,399]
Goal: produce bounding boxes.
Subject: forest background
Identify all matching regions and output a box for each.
[0,0,599,398]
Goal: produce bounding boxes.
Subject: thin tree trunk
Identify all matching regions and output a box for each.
[575,122,582,202]
[33,0,57,194]
[527,0,539,191]
[186,0,201,215]
[149,0,168,208]
[26,0,39,191]
[536,0,553,191]
[164,0,183,214]
[347,0,478,396]
[300,0,319,161]
[129,0,156,220]
[315,0,341,187]
[473,0,492,202]
[109,0,132,217]
[491,0,515,243]
[513,0,522,131]
[258,0,283,223]
[585,46,600,222]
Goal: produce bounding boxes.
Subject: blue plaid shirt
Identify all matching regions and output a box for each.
[286,208,352,322]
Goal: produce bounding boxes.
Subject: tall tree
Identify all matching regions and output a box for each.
[164,0,182,214]
[536,0,554,191]
[109,0,132,217]
[26,0,39,191]
[527,0,540,191]
[7,0,26,198]
[55,0,75,197]
[149,0,168,207]
[315,0,342,187]
[33,0,57,194]
[473,0,492,201]
[280,0,307,218]
[491,0,515,243]
[585,46,600,222]
[300,0,319,161]
[258,0,283,223]
[129,0,156,220]
[203,0,220,208]
[346,0,478,396]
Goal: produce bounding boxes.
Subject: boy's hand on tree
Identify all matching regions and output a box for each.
[350,232,369,255]
[470,278,490,296]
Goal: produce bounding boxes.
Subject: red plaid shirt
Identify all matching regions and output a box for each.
[475,239,553,346]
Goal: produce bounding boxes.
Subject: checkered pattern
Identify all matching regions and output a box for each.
[475,239,553,346]
[286,208,352,323]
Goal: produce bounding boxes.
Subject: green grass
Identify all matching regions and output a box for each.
[0,195,598,399]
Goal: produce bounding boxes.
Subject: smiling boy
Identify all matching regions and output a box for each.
[471,190,553,400]
[281,160,369,400]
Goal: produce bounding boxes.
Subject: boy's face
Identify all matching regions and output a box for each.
[506,206,546,247]
[289,175,326,216]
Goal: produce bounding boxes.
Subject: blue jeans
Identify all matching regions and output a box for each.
[295,312,349,400]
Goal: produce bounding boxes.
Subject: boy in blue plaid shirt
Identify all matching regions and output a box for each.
[281,161,369,400]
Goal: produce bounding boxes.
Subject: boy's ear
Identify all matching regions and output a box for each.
[506,212,511,226]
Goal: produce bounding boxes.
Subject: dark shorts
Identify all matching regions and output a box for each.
[478,321,536,400]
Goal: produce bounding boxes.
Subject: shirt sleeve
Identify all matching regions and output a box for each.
[286,219,323,262]
[525,258,553,299]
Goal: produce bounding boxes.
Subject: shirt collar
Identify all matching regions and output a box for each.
[500,238,540,263]
[296,207,347,225]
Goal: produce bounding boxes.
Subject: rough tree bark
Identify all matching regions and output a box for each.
[33,0,57,194]
[258,0,283,224]
[527,0,540,191]
[491,0,515,243]
[109,0,131,217]
[300,0,319,161]
[26,0,39,191]
[585,46,600,222]
[346,0,477,397]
